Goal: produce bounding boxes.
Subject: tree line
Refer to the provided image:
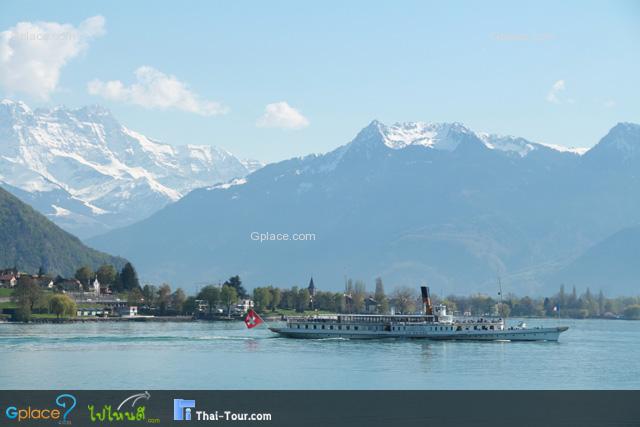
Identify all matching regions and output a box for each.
[7,267,640,321]
[73,262,140,292]
[251,279,640,320]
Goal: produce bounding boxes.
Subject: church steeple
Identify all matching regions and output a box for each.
[308,277,316,296]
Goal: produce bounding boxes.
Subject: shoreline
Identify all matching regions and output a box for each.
[0,315,285,324]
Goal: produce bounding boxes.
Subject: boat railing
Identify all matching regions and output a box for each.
[453,317,504,324]
[286,314,436,324]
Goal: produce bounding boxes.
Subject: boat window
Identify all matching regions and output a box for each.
[338,326,342,330]
[354,326,358,330]
[322,325,325,329]
[330,325,333,330]
[313,325,317,329]
[297,325,300,329]
[346,325,350,330]
[305,324,309,329]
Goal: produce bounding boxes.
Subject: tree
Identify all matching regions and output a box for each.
[142,284,157,306]
[223,276,247,299]
[112,271,124,293]
[512,296,542,317]
[495,302,511,318]
[157,283,172,314]
[38,265,46,276]
[75,266,94,290]
[345,279,354,295]
[391,287,417,314]
[12,275,42,320]
[286,287,298,309]
[296,288,310,313]
[469,294,495,316]
[171,288,186,313]
[49,294,76,319]
[182,296,198,315]
[220,285,238,316]
[270,287,281,311]
[253,287,272,313]
[96,264,117,287]
[597,290,605,317]
[374,278,389,314]
[353,281,366,313]
[128,287,144,306]
[197,285,221,315]
[120,263,140,291]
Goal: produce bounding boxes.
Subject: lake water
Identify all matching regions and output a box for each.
[0,318,638,389]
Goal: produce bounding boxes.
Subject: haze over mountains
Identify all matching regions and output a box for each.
[89,120,640,295]
[0,99,259,237]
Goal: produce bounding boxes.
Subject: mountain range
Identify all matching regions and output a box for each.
[89,120,640,295]
[0,99,260,238]
[0,186,125,277]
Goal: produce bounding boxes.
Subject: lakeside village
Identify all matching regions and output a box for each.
[1,264,640,323]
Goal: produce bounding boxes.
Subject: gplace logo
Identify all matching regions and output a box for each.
[173,399,196,421]
[5,393,77,423]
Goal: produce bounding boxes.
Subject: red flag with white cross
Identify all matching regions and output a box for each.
[244,309,264,329]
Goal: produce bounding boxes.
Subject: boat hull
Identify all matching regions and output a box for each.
[269,326,568,342]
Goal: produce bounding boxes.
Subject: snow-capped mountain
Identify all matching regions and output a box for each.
[0,99,258,237]
[90,120,640,295]
[365,120,588,156]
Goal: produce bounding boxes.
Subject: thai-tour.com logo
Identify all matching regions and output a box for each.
[4,393,76,423]
[173,398,272,422]
[174,399,196,421]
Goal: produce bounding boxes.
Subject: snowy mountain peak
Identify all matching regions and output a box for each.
[379,121,475,150]
[351,119,589,157]
[0,99,257,237]
[0,98,33,116]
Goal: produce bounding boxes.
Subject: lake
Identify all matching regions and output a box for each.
[0,318,637,389]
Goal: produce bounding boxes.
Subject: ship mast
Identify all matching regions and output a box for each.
[498,276,505,319]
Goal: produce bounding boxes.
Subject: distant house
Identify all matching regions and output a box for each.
[365,297,379,314]
[233,299,254,314]
[34,276,54,289]
[77,307,108,317]
[100,282,112,295]
[117,306,138,317]
[195,299,209,313]
[0,274,17,288]
[55,278,83,292]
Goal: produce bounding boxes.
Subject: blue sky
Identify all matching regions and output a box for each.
[1,1,638,162]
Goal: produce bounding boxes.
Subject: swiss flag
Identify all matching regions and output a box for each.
[244,309,264,329]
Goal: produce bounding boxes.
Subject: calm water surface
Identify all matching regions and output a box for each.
[0,318,638,389]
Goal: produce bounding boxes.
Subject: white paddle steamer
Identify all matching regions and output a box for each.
[269,287,568,341]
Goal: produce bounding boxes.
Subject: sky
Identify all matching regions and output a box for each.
[0,1,638,163]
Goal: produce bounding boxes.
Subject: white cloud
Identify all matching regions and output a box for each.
[256,101,309,129]
[0,16,105,99]
[603,99,616,109]
[546,79,566,104]
[88,66,228,116]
